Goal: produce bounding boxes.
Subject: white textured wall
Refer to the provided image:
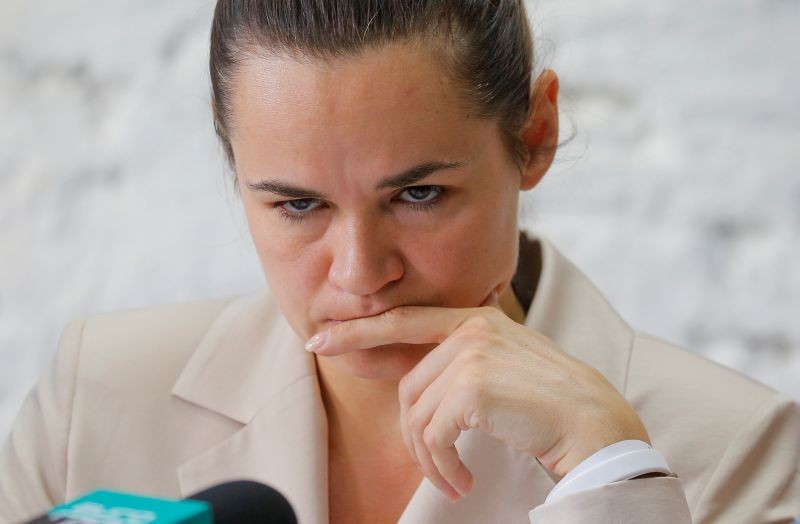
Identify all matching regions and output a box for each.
[1,0,798,440]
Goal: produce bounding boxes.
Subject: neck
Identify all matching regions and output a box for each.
[316,357,405,454]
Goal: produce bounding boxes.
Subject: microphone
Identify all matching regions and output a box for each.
[189,480,297,524]
[23,480,297,524]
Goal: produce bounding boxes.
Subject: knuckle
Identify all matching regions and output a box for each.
[406,406,426,433]
[377,307,407,339]
[464,395,489,431]
[453,369,490,416]
[422,426,442,450]
[455,369,484,401]
[422,427,436,449]
[463,314,493,333]
[381,307,408,328]
[454,347,488,368]
[398,374,415,404]
[482,305,505,323]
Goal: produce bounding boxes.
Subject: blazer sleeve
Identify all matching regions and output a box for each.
[0,316,85,524]
[529,392,800,523]
[691,392,800,523]
[528,475,692,523]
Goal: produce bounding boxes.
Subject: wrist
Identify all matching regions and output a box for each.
[544,440,673,505]
[539,430,650,478]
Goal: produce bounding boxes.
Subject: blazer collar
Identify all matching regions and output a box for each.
[171,228,634,523]
[524,229,633,395]
[172,288,311,425]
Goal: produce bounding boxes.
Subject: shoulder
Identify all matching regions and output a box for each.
[626,331,779,420]
[0,294,253,513]
[73,293,243,391]
[624,331,800,513]
[625,331,784,447]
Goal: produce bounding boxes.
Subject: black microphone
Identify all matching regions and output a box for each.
[189,480,298,524]
[23,480,297,523]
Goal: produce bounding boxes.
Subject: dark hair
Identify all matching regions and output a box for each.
[210,0,543,188]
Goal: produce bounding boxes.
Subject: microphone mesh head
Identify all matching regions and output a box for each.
[188,480,298,524]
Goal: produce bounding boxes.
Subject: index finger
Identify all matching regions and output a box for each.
[308,289,500,356]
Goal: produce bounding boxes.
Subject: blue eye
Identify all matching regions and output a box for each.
[281,198,320,214]
[276,198,320,223]
[399,186,442,206]
[275,185,447,223]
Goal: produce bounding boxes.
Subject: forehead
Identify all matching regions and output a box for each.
[227,41,492,182]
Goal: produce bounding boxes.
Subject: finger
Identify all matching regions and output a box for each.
[404,359,460,488]
[408,395,463,503]
[398,392,416,469]
[411,425,462,502]
[407,363,473,499]
[397,336,466,460]
[311,290,504,356]
[310,305,470,356]
[426,390,474,498]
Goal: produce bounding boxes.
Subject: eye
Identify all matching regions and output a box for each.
[398,185,442,206]
[282,198,321,214]
[274,185,447,223]
[273,198,322,224]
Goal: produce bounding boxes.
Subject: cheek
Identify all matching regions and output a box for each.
[261,258,323,341]
[245,216,323,337]
[402,205,517,305]
[243,198,317,272]
[245,204,301,258]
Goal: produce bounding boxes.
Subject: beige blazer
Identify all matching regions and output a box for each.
[1,230,798,523]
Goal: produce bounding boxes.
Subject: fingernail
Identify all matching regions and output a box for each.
[305,331,328,352]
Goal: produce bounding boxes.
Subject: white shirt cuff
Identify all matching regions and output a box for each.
[543,440,672,505]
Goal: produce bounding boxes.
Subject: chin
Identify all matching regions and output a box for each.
[326,342,436,380]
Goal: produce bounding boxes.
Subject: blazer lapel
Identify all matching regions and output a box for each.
[171,289,330,524]
[524,228,633,395]
[169,227,634,524]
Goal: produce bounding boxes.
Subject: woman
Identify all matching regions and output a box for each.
[1,1,798,523]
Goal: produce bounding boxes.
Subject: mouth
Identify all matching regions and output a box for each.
[326,307,399,325]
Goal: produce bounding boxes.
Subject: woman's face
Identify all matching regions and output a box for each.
[229,41,538,380]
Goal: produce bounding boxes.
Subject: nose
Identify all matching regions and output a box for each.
[327,214,404,296]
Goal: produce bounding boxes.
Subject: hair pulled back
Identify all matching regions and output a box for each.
[210,0,540,182]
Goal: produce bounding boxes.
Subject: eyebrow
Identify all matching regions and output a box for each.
[244,160,466,199]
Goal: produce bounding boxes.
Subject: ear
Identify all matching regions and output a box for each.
[518,70,560,191]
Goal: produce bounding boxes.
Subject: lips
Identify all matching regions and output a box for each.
[327,306,398,324]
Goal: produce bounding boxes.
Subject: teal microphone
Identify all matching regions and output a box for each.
[25,490,211,523]
[23,480,298,523]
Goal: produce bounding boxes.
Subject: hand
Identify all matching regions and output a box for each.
[306,289,650,502]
